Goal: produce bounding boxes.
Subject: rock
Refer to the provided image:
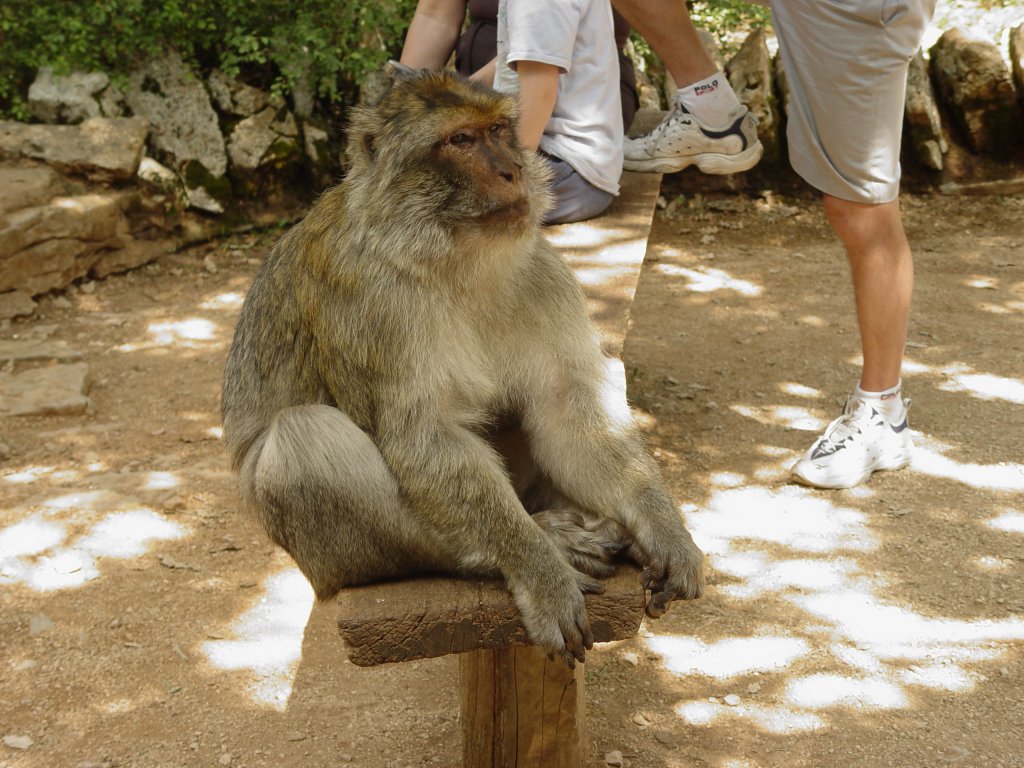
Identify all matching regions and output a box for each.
[0,194,124,296]
[605,749,624,766]
[726,28,780,164]
[631,713,651,727]
[29,613,54,635]
[303,117,338,188]
[724,693,742,706]
[1011,25,1024,108]
[905,50,947,171]
[0,362,91,416]
[938,178,1024,196]
[227,106,302,181]
[0,338,83,363]
[28,68,109,124]
[3,734,33,750]
[218,753,232,766]
[93,238,168,280]
[0,117,149,181]
[0,166,61,216]
[746,682,762,694]
[930,28,1022,154]
[358,68,393,107]
[622,651,639,666]
[208,69,273,117]
[125,50,228,207]
[653,730,674,745]
[0,291,37,320]
[137,157,178,188]
[286,731,307,742]
[0,438,10,459]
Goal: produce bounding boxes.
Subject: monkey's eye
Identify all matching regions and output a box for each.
[489,122,506,135]
[449,132,475,146]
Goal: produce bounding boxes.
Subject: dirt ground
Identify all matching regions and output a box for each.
[1,187,1022,768]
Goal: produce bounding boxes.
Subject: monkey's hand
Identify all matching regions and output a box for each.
[633,527,705,619]
[509,562,604,669]
[532,509,631,579]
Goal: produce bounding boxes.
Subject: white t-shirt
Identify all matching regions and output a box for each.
[494,0,623,196]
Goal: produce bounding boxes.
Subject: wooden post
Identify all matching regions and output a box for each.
[460,646,586,768]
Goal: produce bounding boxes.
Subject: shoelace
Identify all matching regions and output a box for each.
[816,400,876,450]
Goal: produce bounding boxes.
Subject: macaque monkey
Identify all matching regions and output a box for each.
[221,71,704,667]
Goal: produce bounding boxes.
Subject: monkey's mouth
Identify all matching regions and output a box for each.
[474,198,530,224]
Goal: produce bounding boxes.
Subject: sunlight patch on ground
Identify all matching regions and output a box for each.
[778,382,821,398]
[3,466,55,484]
[973,555,1015,571]
[938,369,1024,405]
[655,481,1024,733]
[903,358,1024,405]
[685,487,876,557]
[647,635,810,679]
[654,263,762,297]
[201,292,245,310]
[202,568,314,710]
[731,404,826,432]
[794,590,1024,660]
[0,495,187,591]
[987,509,1024,533]
[545,222,628,249]
[144,471,180,490]
[675,699,826,734]
[116,318,220,352]
[786,674,908,709]
[910,434,1024,492]
[572,265,640,287]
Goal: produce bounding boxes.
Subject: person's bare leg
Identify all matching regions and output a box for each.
[822,194,912,392]
[611,0,716,86]
[400,0,467,70]
[790,194,914,488]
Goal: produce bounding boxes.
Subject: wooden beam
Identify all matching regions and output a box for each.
[337,564,645,667]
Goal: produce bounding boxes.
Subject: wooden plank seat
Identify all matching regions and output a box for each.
[336,170,664,768]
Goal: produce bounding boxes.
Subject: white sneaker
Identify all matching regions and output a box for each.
[791,398,913,489]
[623,102,763,174]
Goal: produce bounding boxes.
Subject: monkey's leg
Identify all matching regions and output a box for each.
[240,404,451,599]
[523,368,705,617]
[488,425,630,578]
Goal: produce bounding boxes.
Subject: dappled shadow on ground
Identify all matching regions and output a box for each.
[0,192,1021,767]
[595,192,1024,767]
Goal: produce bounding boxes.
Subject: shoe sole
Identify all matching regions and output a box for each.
[790,452,912,490]
[623,142,764,175]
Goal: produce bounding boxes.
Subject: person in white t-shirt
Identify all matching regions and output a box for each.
[491,0,623,224]
[399,0,624,225]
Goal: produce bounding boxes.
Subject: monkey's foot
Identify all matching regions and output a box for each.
[532,510,631,578]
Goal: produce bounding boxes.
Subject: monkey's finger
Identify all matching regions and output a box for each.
[575,572,605,595]
[561,647,578,669]
[641,564,667,590]
[645,589,674,619]
[581,621,595,651]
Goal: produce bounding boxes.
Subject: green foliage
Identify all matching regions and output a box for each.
[689,0,773,53]
[0,0,417,118]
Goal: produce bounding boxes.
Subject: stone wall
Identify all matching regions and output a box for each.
[2,25,1023,303]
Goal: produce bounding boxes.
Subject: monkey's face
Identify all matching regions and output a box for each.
[432,116,529,225]
[346,72,552,234]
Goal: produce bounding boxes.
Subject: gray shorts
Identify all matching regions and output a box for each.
[540,153,615,225]
[771,0,937,204]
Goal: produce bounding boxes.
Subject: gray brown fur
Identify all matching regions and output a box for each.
[221,71,704,666]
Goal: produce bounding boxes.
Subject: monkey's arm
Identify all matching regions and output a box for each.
[374,408,600,666]
[521,356,705,618]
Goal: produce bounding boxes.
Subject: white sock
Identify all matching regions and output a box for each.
[855,381,905,424]
[676,73,742,130]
